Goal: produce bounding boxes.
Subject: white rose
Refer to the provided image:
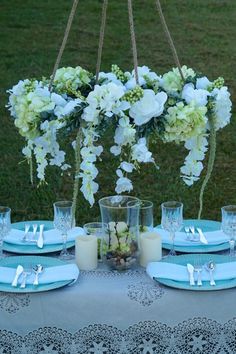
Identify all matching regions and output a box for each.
[129,90,167,126]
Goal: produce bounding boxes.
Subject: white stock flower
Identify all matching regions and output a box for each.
[125,66,160,90]
[129,90,167,126]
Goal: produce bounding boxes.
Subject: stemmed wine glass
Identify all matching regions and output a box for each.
[53,201,73,260]
[221,205,236,258]
[0,206,11,258]
[161,201,183,257]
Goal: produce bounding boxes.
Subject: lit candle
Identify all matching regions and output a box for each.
[140,231,162,267]
[75,235,98,270]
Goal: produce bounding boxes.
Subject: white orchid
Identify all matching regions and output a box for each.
[115,169,133,194]
[132,138,154,163]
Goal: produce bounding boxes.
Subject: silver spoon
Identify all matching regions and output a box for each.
[206,261,216,286]
[33,264,44,286]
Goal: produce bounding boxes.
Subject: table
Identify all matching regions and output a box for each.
[1,259,236,354]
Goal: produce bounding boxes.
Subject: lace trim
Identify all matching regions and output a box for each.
[0,318,235,353]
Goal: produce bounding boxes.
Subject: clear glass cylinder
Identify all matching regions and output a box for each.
[99,195,140,271]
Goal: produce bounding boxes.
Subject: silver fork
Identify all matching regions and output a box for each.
[190,226,199,242]
[20,269,32,289]
[22,224,31,242]
[32,224,38,240]
[194,257,203,286]
[184,226,190,241]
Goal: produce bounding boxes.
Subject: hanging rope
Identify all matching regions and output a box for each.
[49,0,79,92]
[198,117,216,219]
[95,0,108,84]
[128,0,139,85]
[155,0,184,81]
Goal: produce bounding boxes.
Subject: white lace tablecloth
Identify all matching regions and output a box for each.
[0,259,236,353]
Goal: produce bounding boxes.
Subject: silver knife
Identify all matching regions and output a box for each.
[37,224,44,249]
[187,263,195,286]
[12,265,24,287]
[197,228,208,245]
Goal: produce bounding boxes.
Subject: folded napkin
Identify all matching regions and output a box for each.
[154,227,228,246]
[0,264,79,285]
[5,227,85,246]
[147,261,236,282]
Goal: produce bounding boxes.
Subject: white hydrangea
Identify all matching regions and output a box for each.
[211,87,232,130]
[182,83,209,107]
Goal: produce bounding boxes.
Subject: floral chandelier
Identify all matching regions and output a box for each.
[7,0,232,220]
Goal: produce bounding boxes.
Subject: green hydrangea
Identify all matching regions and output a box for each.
[53,66,91,95]
[162,65,196,93]
[163,101,207,143]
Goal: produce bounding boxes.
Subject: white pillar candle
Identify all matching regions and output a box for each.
[140,231,162,267]
[75,235,98,270]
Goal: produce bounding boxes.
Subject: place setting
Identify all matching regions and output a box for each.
[145,203,236,291]
[0,203,84,293]
[2,202,85,256]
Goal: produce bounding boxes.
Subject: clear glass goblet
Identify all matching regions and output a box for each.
[0,206,11,258]
[221,205,236,258]
[161,201,183,257]
[53,201,73,260]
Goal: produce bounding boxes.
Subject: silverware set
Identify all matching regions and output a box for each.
[11,264,44,288]
[187,260,216,287]
[184,226,208,244]
[22,223,44,248]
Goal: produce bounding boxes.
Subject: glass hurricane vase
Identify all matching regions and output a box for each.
[99,196,140,271]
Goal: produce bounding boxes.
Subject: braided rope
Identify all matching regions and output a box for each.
[155,0,184,81]
[95,0,108,84]
[49,0,79,92]
[128,0,139,85]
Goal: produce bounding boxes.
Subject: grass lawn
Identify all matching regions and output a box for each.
[0,0,235,225]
